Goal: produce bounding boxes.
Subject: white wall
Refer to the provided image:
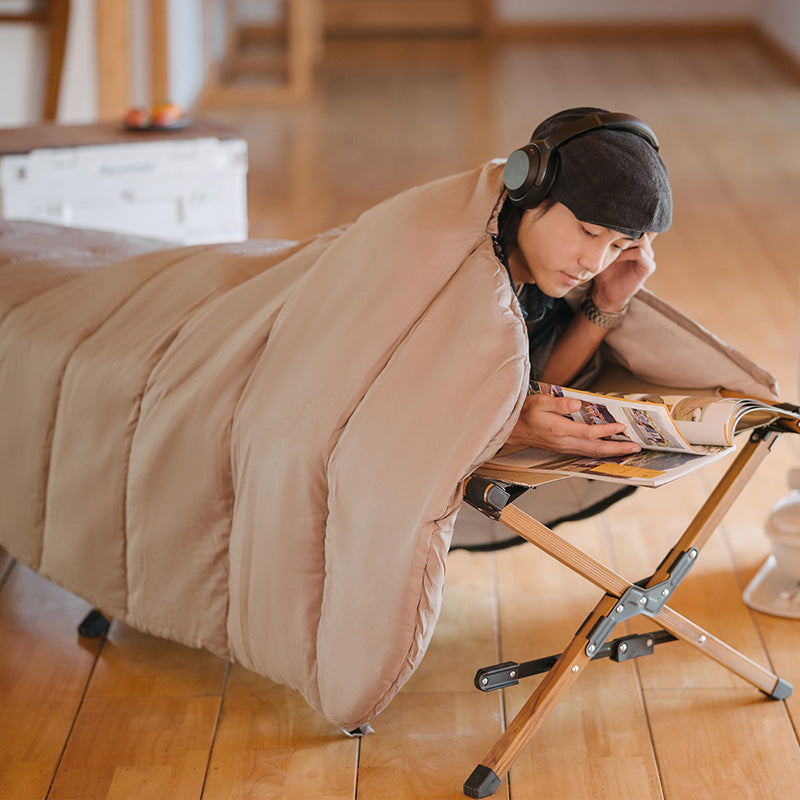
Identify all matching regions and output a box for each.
[167,0,206,113]
[0,25,46,126]
[58,0,99,123]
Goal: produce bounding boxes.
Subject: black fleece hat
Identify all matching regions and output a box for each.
[535,107,672,238]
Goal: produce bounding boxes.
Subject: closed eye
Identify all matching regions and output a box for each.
[581,222,635,251]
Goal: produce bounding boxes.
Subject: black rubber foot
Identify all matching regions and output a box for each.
[768,677,793,700]
[77,609,110,638]
[463,764,501,798]
[342,723,374,737]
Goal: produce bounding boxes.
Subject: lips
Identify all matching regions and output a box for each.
[560,271,584,286]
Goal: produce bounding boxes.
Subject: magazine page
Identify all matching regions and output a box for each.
[621,393,787,446]
[482,444,733,488]
[531,382,710,454]
[550,448,732,487]
[624,393,742,447]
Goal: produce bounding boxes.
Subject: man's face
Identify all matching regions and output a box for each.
[508,201,637,297]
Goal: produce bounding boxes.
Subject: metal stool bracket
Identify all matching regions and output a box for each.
[585,547,698,657]
[474,631,677,692]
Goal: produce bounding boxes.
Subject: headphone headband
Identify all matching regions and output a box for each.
[504,111,659,208]
[542,112,659,153]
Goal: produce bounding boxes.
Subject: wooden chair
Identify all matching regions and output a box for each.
[200,0,322,106]
[461,414,799,798]
[0,0,71,121]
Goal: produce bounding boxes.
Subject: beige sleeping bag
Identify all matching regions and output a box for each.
[0,161,777,730]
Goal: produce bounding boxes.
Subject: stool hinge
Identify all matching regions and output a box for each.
[585,547,698,657]
[463,476,512,520]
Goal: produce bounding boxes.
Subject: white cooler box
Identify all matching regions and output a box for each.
[0,121,249,245]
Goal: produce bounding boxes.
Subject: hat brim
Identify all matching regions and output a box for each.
[743,554,800,619]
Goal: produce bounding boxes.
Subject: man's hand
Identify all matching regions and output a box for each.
[506,394,642,458]
[592,232,657,313]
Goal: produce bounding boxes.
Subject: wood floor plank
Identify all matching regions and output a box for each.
[48,622,227,800]
[48,694,221,800]
[0,564,101,800]
[645,688,800,800]
[358,691,506,800]
[747,611,800,731]
[202,666,358,800]
[78,618,228,698]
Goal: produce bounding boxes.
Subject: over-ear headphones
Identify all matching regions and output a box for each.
[503,111,660,208]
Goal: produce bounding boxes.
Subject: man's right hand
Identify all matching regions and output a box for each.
[505,394,642,458]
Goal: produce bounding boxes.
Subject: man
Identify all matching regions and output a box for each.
[495,107,672,456]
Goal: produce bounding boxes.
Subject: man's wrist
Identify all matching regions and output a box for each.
[580,293,628,328]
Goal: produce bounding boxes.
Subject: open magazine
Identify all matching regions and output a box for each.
[482,382,800,488]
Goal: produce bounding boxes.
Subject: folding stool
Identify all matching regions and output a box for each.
[462,415,799,799]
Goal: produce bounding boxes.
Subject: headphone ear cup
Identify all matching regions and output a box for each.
[503,145,537,206]
[503,142,553,208]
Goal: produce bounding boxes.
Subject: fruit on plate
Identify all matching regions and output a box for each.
[150,101,184,127]
[124,106,150,129]
[123,101,186,130]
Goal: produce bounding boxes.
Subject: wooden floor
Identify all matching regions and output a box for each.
[3,31,800,800]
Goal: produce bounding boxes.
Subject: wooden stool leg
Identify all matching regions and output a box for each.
[463,593,620,798]
[656,605,791,698]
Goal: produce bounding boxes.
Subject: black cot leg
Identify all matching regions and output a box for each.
[77,608,110,638]
[464,764,501,799]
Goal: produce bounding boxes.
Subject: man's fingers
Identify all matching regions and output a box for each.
[561,436,641,458]
[553,418,641,455]
[543,395,582,415]
[587,439,642,457]
[583,421,628,440]
[554,413,628,441]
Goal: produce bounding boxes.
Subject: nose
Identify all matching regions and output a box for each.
[577,243,608,277]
